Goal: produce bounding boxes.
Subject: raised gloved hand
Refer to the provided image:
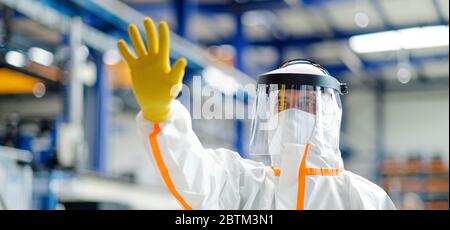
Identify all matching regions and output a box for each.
[117,18,187,122]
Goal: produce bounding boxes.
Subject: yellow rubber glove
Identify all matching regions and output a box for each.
[117,18,187,122]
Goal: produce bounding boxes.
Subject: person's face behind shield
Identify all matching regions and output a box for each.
[276,89,317,115]
[268,86,317,156]
[248,59,348,157]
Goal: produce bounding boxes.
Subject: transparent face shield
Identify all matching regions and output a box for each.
[249,84,342,155]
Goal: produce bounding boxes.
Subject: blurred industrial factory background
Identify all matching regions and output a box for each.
[0,0,448,210]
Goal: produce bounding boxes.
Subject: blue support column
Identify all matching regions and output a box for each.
[277,46,284,68]
[233,12,246,73]
[92,51,109,173]
[174,0,193,40]
[235,120,245,157]
[233,12,247,157]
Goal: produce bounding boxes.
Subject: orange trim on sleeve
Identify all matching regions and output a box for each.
[271,166,281,177]
[149,123,193,210]
[296,144,310,210]
[305,168,344,176]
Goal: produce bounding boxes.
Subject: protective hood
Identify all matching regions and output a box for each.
[249,59,347,167]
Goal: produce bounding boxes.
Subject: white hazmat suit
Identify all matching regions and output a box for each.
[137,60,396,210]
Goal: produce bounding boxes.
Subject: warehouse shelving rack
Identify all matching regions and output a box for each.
[380,156,449,210]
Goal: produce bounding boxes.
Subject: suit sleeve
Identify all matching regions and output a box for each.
[136,100,270,209]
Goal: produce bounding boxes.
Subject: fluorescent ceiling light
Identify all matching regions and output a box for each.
[28,47,54,66]
[5,51,26,67]
[349,25,449,53]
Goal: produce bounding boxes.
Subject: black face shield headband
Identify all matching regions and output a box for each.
[257,59,349,95]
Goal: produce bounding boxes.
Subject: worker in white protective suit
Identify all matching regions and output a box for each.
[117,18,396,210]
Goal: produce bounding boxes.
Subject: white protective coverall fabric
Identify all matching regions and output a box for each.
[268,109,316,157]
[137,100,396,210]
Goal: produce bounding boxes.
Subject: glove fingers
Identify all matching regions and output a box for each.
[170,58,187,84]
[128,24,147,58]
[158,21,170,71]
[117,40,137,65]
[144,17,158,57]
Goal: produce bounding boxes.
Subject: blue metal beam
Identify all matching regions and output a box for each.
[40,0,448,80]
[301,0,348,6]
[432,0,449,25]
[361,54,448,70]
[129,0,289,14]
[302,0,395,30]
[174,0,355,9]
[39,0,77,17]
[68,0,129,32]
[130,2,228,14]
[371,0,395,30]
[235,0,288,12]
[201,21,447,48]
[300,0,347,38]
[325,54,449,77]
[42,0,204,72]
